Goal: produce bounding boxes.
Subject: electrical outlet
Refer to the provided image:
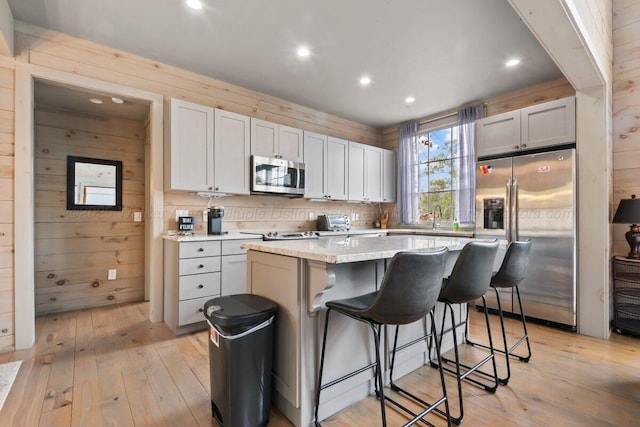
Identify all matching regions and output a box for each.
[308,212,315,221]
[175,209,189,221]
[134,211,142,222]
[203,210,208,223]
[108,269,117,280]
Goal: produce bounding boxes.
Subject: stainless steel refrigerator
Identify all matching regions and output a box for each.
[475,148,576,328]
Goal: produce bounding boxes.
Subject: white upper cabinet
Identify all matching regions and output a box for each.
[166,99,215,191]
[278,125,304,162]
[250,118,304,162]
[348,142,366,201]
[214,109,251,194]
[303,131,327,199]
[382,149,396,203]
[326,137,349,200]
[303,132,348,200]
[521,96,576,150]
[476,96,575,158]
[475,110,521,158]
[348,142,390,203]
[365,145,383,202]
[166,99,250,194]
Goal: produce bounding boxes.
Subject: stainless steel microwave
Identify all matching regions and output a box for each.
[251,155,305,196]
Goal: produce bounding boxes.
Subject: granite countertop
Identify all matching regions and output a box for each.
[162,231,263,242]
[242,234,478,264]
[316,227,474,238]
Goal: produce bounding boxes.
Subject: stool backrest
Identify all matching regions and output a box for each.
[491,239,532,288]
[439,240,499,304]
[367,248,448,325]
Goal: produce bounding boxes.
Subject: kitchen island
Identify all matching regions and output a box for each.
[244,234,501,427]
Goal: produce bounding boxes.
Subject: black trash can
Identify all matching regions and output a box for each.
[204,294,278,427]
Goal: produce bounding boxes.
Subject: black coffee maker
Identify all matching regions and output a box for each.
[207,206,225,235]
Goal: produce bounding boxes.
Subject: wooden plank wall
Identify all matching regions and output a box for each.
[0,56,14,350]
[612,0,640,256]
[33,109,146,315]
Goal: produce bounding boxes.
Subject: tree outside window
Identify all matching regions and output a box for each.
[417,126,460,225]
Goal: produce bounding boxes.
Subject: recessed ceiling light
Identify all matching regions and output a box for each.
[506,58,521,67]
[111,97,124,104]
[186,0,203,10]
[405,96,415,104]
[296,46,311,58]
[359,76,372,86]
[89,98,103,104]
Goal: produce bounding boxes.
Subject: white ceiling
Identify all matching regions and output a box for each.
[9,0,564,128]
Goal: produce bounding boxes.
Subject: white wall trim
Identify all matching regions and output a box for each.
[14,63,164,349]
[509,0,611,339]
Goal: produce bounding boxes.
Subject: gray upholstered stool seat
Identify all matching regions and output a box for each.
[466,239,533,385]
[314,248,452,427]
[429,239,499,425]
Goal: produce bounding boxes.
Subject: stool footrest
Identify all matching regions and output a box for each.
[385,384,448,427]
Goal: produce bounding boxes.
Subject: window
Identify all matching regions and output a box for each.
[417,125,460,225]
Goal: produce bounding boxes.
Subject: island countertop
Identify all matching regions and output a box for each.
[242,234,478,264]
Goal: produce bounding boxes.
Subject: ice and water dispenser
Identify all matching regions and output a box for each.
[483,198,504,230]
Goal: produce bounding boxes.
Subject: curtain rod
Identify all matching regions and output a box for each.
[398,102,488,130]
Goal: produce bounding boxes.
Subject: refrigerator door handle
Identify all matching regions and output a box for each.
[513,178,519,241]
[505,179,512,241]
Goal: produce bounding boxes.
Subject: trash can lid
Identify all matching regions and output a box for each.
[204,294,278,330]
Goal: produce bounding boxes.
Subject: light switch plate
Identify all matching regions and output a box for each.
[108,269,117,280]
[134,211,142,222]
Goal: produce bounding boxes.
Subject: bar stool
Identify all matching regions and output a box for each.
[466,239,532,385]
[314,248,451,427]
[429,240,499,425]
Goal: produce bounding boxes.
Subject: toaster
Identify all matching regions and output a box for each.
[317,214,351,232]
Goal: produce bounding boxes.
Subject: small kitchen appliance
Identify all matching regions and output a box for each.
[316,214,351,232]
[207,206,226,235]
[251,155,305,197]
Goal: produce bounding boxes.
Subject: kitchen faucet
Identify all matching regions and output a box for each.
[432,205,443,229]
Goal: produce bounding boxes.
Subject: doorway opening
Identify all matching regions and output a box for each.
[15,64,164,349]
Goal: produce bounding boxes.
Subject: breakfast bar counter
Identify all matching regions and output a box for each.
[244,235,499,427]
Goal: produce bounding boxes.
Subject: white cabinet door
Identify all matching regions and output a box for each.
[221,254,249,296]
[214,109,251,194]
[364,145,383,202]
[167,99,214,191]
[327,137,349,200]
[303,131,328,199]
[382,149,396,203]
[278,125,304,162]
[475,110,521,158]
[250,118,278,158]
[521,96,575,150]
[348,142,366,201]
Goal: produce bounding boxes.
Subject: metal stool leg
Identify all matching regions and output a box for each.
[388,314,452,427]
[314,309,387,427]
[431,299,499,424]
[466,285,532,385]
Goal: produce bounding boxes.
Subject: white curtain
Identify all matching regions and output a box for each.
[397,122,420,224]
[456,105,484,224]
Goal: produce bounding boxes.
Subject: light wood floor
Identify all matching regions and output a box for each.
[1,302,639,426]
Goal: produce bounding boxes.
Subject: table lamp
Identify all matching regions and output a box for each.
[613,194,640,259]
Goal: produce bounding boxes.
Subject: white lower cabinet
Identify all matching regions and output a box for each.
[220,238,261,296]
[164,240,221,334]
[164,237,261,334]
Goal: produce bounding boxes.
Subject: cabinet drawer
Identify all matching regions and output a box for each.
[178,296,213,326]
[179,256,221,275]
[179,241,221,258]
[179,272,220,300]
[222,238,261,255]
